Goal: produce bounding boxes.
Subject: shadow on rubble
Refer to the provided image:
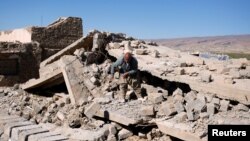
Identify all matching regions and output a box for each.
[140,71,191,95]
[26,82,68,97]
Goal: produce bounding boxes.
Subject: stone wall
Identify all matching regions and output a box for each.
[0,42,42,86]
[0,17,83,60]
[31,17,83,59]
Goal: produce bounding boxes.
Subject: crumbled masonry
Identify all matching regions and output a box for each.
[1,17,250,141]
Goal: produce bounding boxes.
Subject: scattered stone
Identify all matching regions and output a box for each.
[173,88,183,97]
[219,100,230,112]
[105,92,114,99]
[184,91,197,103]
[94,97,111,104]
[84,102,101,118]
[135,49,147,55]
[229,68,241,79]
[187,110,199,121]
[199,112,209,120]
[118,128,133,140]
[207,103,215,115]
[174,68,185,75]
[140,106,155,116]
[107,134,117,141]
[109,124,117,135]
[174,102,185,113]
[175,112,187,122]
[148,93,163,104]
[68,118,81,128]
[159,102,177,116]
[157,88,168,98]
[56,111,65,121]
[201,72,212,83]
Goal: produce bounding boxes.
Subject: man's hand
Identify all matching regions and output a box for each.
[122,72,129,78]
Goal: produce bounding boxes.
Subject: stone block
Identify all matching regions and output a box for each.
[175,112,187,122]
[219,100,230,112]
[135,49,147,55]
[207,103,215,115]
[173,88,183,96]
[174,102,185,113]
[84,102,101,118]
[187,110,199,121]
[201,72,212,83]
[160,102,177,116]
[118,128,133,140]
[148,93,163,104]
[56,111,65,121]
[109,124,117,135]
[140,106,155,116]
[174,68,185,75]
[199,112,209,120]
[184,91,196,103]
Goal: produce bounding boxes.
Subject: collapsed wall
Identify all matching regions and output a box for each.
[0,42,41,86]
[0,17,83,86]
[0,17,83,60]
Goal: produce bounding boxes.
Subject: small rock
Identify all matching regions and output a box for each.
[118,129,133,140]
[140,106,155,116]
[56,111,65,121]
[219,100,230,112]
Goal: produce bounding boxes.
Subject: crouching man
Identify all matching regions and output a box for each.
[110,50,141,102]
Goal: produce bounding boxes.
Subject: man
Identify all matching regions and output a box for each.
[110,50,141,101]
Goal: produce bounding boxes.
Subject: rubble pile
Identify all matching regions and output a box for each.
[1,18,250,141]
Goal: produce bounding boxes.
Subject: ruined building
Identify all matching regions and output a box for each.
[0,17,83,86]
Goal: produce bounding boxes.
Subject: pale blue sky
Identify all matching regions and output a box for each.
[0,0,249,39]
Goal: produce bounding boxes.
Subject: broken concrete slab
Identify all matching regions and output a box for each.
[219,100,230,112]
[60,55,90,104]
[157,121,203,141]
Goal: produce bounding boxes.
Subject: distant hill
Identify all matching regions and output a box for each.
[153,35,250,54]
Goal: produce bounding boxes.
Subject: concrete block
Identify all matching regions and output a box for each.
[173,95,184,103]
[199,112,209,120]
[135,49,147,55]
[174,102,185,113]
[234,104,249,112]
[12,125,47,141]
[38,134,68,141]
[184,91,196,103]
[109,124,117,135]
[160,102,177,116]
[175,112,187,122]
[4,121,33,137]
[173,88,183,96]
[201,72,212,83]
[174,68,185,75]
[28,132,60,141]
[118,128,133,140]
[219,100,230,112]
[84,102,101,118]
[148,93,163,104]
[105,92,114,99]
[207,103,215,116]
[187,110,199,121]
[140,106,155,116]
